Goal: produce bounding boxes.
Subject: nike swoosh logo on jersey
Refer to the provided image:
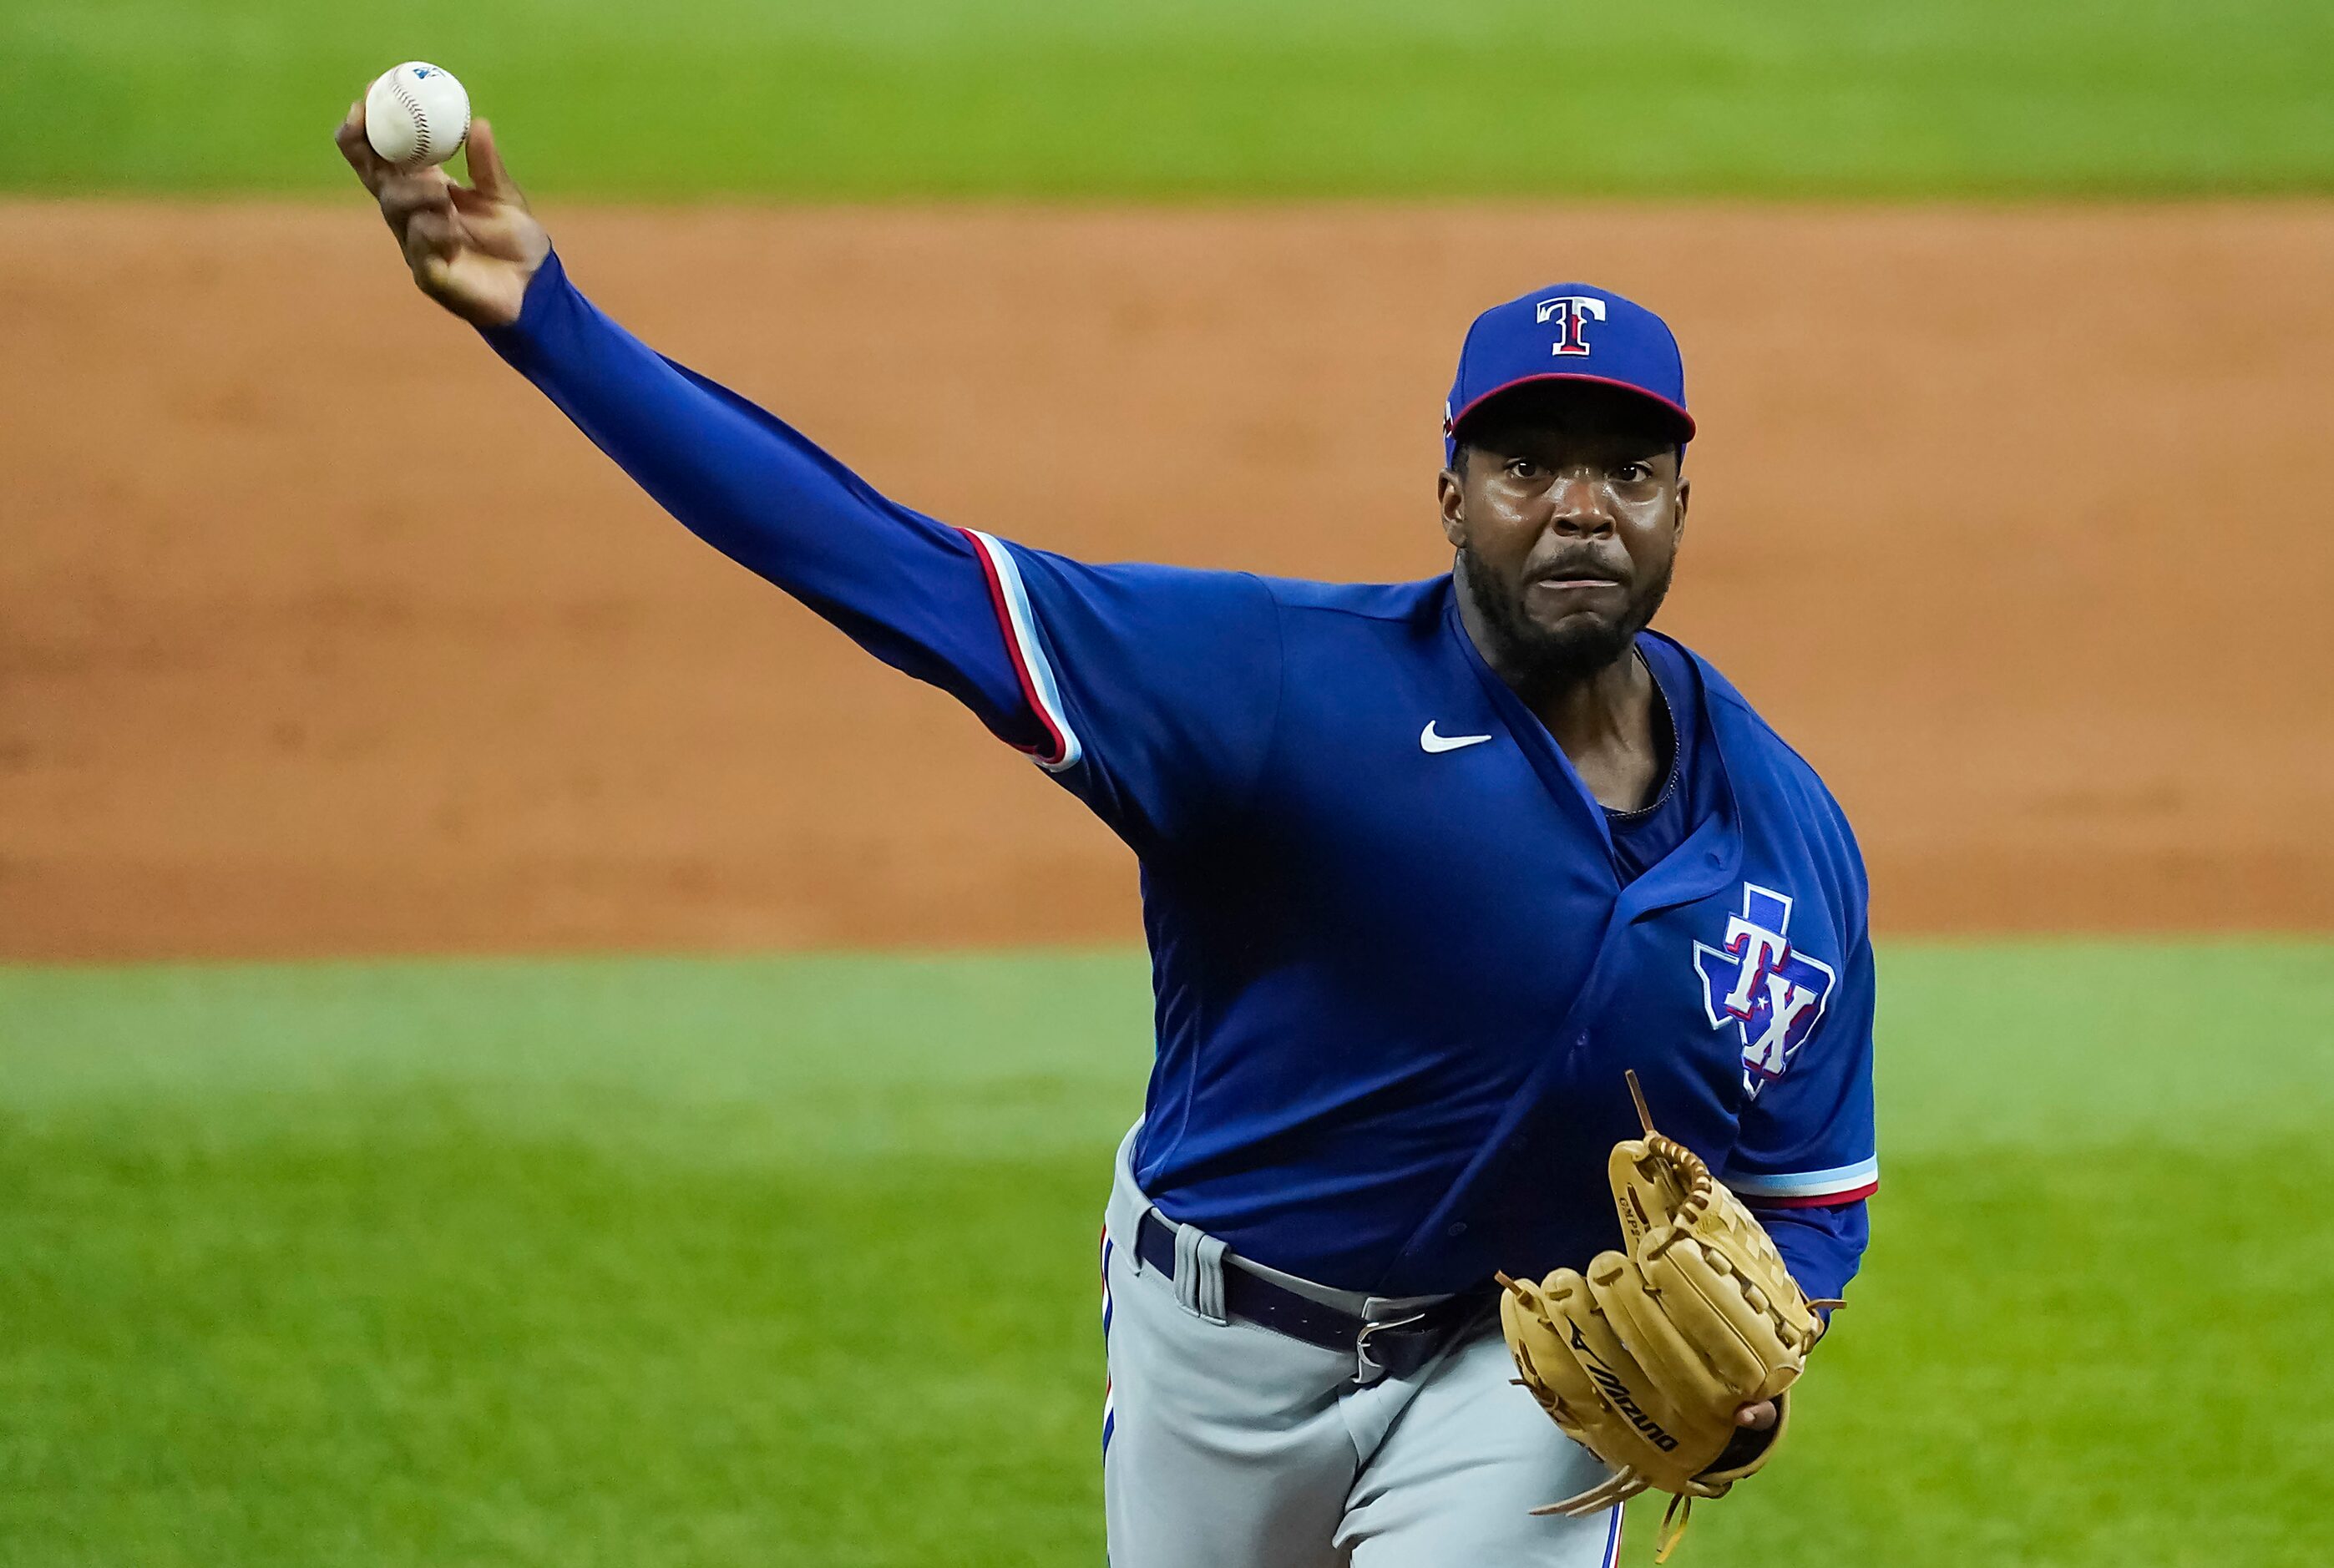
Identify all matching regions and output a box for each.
[1420,722,1493,754]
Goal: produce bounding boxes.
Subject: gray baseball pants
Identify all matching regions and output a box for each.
[1100,1129,1626,1568]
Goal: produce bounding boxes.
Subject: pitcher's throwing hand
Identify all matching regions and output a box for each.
[337,103,546,327]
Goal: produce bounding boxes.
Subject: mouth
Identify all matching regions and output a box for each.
[1520,568,1629,623]
[1527,570,1628,595]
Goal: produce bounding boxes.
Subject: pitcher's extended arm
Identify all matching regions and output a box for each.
[337,101,1043,755]
[481,254,1043,751]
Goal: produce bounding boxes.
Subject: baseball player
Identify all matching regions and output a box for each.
[337,108,1876,1566]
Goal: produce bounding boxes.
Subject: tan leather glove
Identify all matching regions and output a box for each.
[1497,1074,1833,1561]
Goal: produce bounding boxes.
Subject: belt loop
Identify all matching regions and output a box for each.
[1172,1222,1230,1325]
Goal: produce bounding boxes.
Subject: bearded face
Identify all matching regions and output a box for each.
[1438,382,1688,700]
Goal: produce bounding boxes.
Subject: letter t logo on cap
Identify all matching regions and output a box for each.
[1534,296,1607,357]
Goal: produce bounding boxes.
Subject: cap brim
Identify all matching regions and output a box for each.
[1445,372,1696,443]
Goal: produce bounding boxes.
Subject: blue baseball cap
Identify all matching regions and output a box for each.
[1443,283,1694,466]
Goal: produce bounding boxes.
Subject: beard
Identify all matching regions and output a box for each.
[1456,539,1674,697]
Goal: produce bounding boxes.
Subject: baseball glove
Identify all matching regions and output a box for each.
[1496,1073,1835,1561]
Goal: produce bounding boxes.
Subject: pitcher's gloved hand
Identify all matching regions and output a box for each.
[1496,1073,1837,1562]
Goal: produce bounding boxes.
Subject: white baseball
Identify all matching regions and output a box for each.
[364,62,471,169]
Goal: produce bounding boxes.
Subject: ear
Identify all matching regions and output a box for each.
[1438,463,1468,549]
[1673,477,1690,547]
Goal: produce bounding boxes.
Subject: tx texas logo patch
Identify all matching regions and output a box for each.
[1691,883,1836,1098]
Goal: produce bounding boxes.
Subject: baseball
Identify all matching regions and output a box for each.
[363,62,470,169]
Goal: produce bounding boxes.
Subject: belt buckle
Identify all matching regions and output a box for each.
[1354,1304,1427,1386]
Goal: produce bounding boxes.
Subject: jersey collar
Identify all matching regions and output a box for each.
[1440,584,1742,914]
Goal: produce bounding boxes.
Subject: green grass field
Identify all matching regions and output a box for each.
[4,943,2331,1565]
[7,0,2333,198]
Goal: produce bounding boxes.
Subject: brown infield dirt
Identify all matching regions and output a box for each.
[4,200,2331,960]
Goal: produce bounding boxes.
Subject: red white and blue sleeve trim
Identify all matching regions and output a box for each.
[959,528,1084,774]
[1725,1156,1880,1208]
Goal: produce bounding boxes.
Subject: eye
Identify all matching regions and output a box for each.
[1505,458,1544,480]
[1614,462,1652,483]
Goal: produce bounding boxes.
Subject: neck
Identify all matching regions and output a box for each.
[1521,648,1653,759]
[1456,561,1661,810]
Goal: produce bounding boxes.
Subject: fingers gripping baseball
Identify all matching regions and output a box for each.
[337,103,549,328]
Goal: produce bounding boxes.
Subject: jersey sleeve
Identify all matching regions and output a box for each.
[1754,1197,1867,1306]
[1723,923,1877,1297]
[970,541,1284,847]
[481,251,1283,849]
[479,250,1047,758]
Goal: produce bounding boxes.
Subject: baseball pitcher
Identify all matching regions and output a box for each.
[338,107,1877,1566]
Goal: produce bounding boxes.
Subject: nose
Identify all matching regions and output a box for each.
[1547,468,1615,535]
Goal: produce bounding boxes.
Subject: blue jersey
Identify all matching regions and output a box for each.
[486,254,1878,1302]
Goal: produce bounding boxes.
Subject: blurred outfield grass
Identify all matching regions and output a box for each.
[3,943,2332,1565]
[5,0,2333,197]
